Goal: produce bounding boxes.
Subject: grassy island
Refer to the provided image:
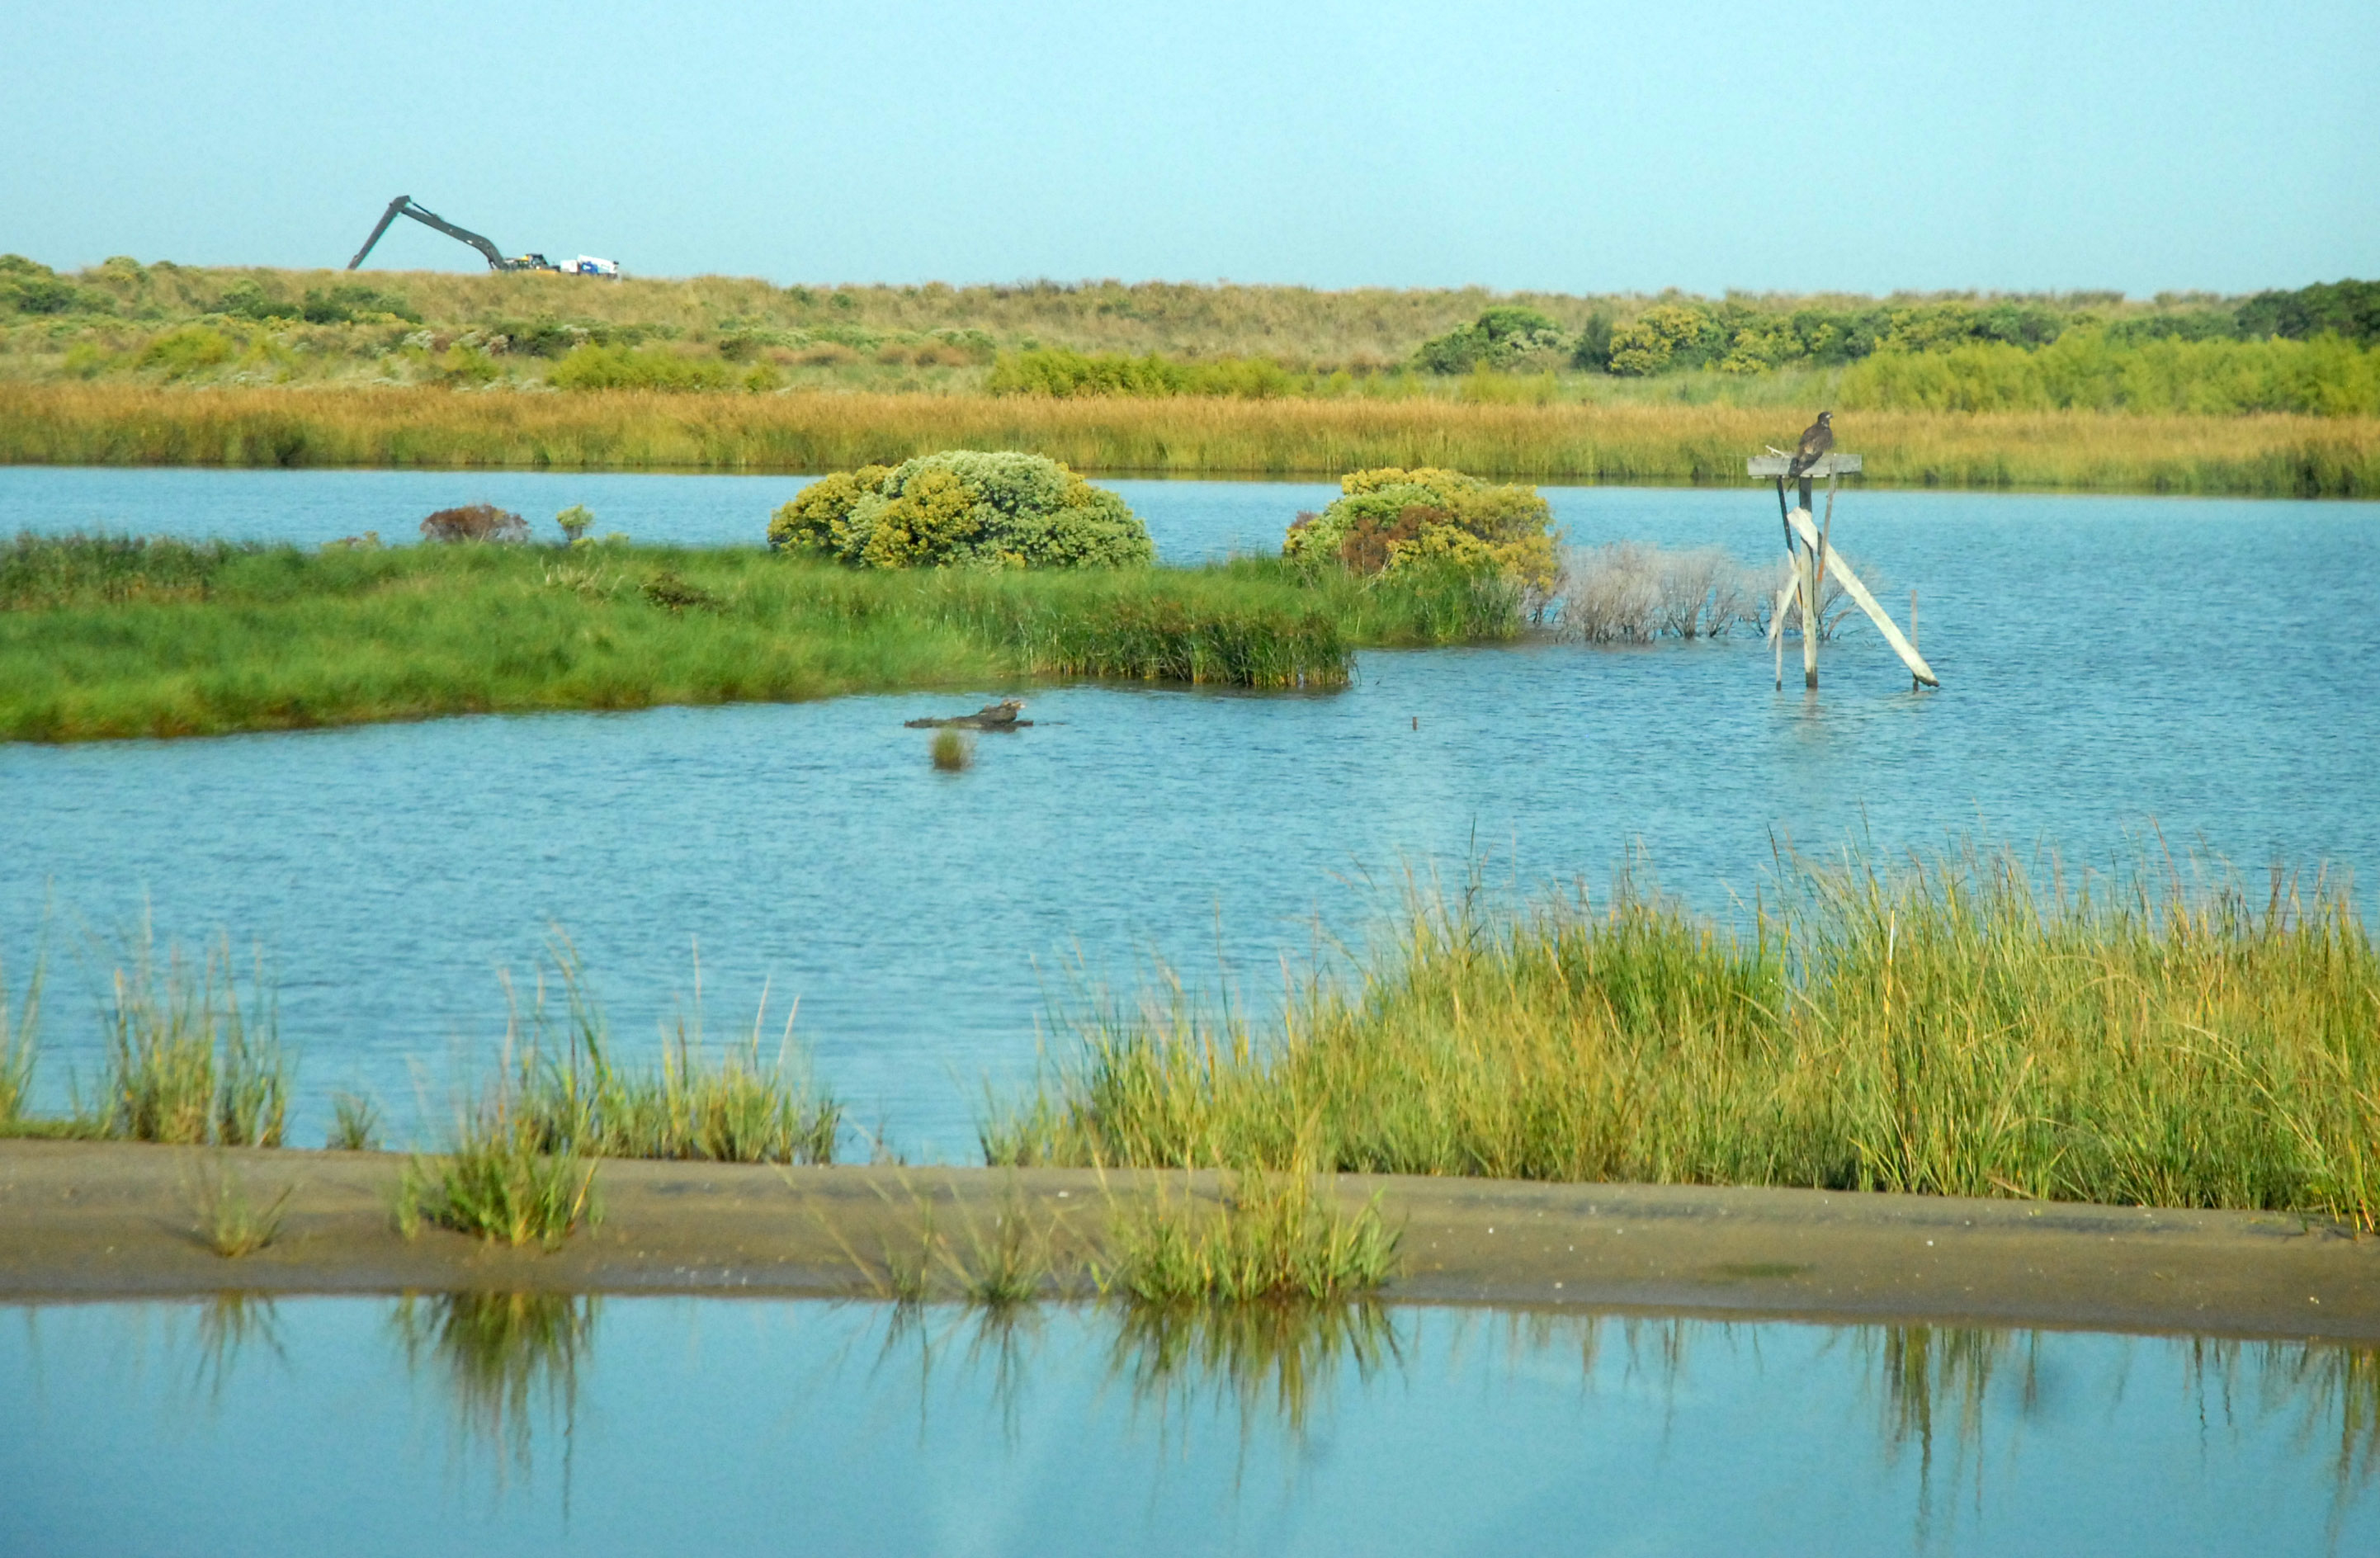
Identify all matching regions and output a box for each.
[0,531,1521,742]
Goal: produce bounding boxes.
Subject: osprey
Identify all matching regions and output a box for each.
[1786,411,1835,478]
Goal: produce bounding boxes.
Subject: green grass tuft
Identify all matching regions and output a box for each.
[929,728,972,771]
[1105,1167,1400,1303]
[398,1125,597,1249]
[94,928,286,1147]
[992,843,2380,1229]
[327,1090,381,1151]
[187,1151,294,1257]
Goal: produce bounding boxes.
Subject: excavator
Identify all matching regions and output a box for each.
[347,196,618,277]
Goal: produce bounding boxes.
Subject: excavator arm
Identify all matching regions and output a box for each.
[347,195,517,271]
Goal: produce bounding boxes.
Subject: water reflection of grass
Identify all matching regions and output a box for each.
[188,1292,288,1403]
[1113,1299,1402,1445]
[393,1291,597,1475]
[994,843,2380,1229]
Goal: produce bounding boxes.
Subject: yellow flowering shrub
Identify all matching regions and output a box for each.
[1282,467,1556,593]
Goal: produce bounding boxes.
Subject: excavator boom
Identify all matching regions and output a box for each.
[347,195,521,271]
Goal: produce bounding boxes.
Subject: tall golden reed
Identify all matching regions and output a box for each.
[2,384,2372,494]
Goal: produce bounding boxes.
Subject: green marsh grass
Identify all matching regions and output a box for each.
[1104,1166,1400,1304]
[96,930,286,1146]
[990,844,2380,1228]
[847,1173,1079,1306]
[187,1150,295,1257]
[0,953,37,1129]
[929,727,973,771]
[400,987,600,1249]
[327,1089,381,1150]
[514,947,842,1164]
[0,535,1510,742]
[398,1113,598,1249]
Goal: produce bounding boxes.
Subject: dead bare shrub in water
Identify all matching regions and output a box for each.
[420,503,529,544]
[1560,543,1759,642]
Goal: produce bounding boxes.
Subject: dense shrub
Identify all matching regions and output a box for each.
[300,284,420,325]
[1282,467,1557,593]
[548,343,732,391]
[213,280,291,321]
[1606,305,1728,375]
[421,503,530,543]
[136,328,238,379]
[767,451,1154,569]
[0,255,101,316]
[1836,331,2380,416]
[1414,307,1569,374]
[2235,279,2380,347]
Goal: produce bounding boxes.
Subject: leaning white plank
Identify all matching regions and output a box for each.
[1768,569,1793,687]
[1783,508,1939,687]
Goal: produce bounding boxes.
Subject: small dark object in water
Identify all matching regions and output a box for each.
[419,503,529,544]
[904,699,1032,730]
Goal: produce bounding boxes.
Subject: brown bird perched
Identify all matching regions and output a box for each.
[1786,411,1835,478]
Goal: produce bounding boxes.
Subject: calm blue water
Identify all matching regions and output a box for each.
[2,1296,2371,1556]
[2,470,2376,1154]
[0,465,1334,561]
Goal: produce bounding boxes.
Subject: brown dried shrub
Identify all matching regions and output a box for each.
[421,503,530,544]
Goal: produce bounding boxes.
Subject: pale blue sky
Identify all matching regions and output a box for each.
[3,0,2373,294]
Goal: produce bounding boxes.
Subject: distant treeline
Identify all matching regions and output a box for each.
[3,256,2377,416]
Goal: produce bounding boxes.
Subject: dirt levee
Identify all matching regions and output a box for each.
[2,1141,2375,1341]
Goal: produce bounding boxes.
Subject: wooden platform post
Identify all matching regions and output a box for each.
[1745,452,1938,691]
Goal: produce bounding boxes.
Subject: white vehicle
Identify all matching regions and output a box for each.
[573,256,621,279]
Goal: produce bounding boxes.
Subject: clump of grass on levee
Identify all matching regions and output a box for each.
[0,536,1510,741]
[1105,1167,1400,1303]
[327,1089,380,1150]
[93,928,286,1146]
[399,1100,598,1249]
[930,728,972,771]
[400,1000,598,1248]
[516,948,842,1164]
[0,952,38,1131]
[851,1173,1077,1306]
[990,844,2380,1228]
[187,1151,295,1258]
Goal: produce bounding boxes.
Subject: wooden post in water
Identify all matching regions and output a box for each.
[1910,588,1921,692]
[1746,452,1938,691]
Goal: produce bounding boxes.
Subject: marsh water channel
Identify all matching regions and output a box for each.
[2,470,2377,1153]
[4,1294,2376,1556]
